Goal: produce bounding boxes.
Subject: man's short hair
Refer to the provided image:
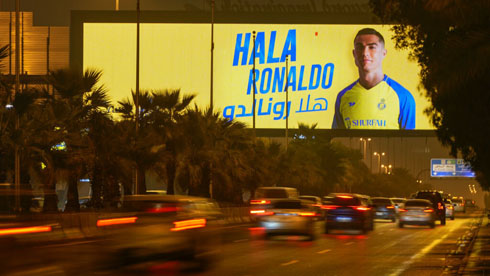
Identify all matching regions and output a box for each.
[354,28,385,46]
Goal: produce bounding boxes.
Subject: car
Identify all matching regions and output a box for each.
[251,198,317,241]
[95,195,222,270]
[372,197,397,222]
[398,199,437,228]
[413,190,446,225]
[299,195,324,218]
[324,193,374,234]
[444,198,455,220]
[250,187,299,215]
[390,198,407,214]
[452,197,466,213]
[465,199,478,210]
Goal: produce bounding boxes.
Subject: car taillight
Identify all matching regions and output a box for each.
[438,203,444,210]
[146,207,180,213]
[398,208,407,212]
[352,206,370,211]
[424,208,434,213]
[171,218,206,231]
[298,212,317,217]
[250,200,271,205]
[97,217,138,227]
[250,209,274,216]
[447,205,453,210]
[321,205,340,210]
[0,226,52,236]
[337,195,353,199]
[313,204,322,207]
[386,205,395,209]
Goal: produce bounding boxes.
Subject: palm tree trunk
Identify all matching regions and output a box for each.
[64,173,80,212]
[166,162,176,195]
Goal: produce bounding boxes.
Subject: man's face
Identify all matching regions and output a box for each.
[353,34,387,73]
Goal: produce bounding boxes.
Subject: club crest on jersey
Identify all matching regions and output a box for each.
[377,98,386,110]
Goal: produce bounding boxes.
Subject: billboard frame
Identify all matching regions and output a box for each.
[70,10,436,138]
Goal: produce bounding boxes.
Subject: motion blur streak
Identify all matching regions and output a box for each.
[96,217,138,227]
[170,218,206,231]
[0,226,52,236]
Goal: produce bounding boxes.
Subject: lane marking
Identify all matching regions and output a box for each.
[345,242,354,245]
[317,249,331,254]
[233,239,249,243]
[389,232,450,276]
[281,260,299,266]
[37,239,98,248]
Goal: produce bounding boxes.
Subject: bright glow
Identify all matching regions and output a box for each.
[321,205,339,210]
[298,212,317,217]
[0,226,52,236]
[97,217,138,227]
[398,208,407,212]
[250,209,274,216]
[424,208,434,213]
[250,200,271,204]
[386,205,395,209]
[83,23,433,130]
[352,206,370,211]
[146,207,180,213]
[171,218,206,231]
[337,195,353,199]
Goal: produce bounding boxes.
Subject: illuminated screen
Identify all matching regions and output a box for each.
[83,23,433,130]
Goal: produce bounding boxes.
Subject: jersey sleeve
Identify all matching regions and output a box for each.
[332,92,345,129]
[386,77,416,130]
[331,81,357,129]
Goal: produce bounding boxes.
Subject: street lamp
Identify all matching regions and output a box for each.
[360,138,371,163]
[387,164,392,174]
[373,152,385,174]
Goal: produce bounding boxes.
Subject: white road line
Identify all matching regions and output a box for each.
[233,239,249,243]
[389,233,450,276]
[345,242,354,245]
[317,249,331,254]
[281,260,299,266]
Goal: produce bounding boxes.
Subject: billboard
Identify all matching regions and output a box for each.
[430,159,476,178]
[82,22,434,131]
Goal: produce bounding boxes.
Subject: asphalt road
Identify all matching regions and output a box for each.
[3,212,481,276]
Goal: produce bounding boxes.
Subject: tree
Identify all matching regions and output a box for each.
[369,0,490,189]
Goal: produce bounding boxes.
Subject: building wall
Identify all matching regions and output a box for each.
[0,11,69,75]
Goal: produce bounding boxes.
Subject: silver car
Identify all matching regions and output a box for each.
[252,199,317,240]
[444,198,455,220]
[398,199,437,228]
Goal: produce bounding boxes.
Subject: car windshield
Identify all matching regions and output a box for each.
[331,196,361,206]
[372,198,392,205]
[255,189,290,198]
[272,201,303,209]
[405,200,431,207]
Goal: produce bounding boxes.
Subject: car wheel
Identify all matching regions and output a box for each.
[430,222,435,228]
[369,220,374,231]
[398,222,404,228]
[265,233,274,240]
[441,216,446,225]
[391,217,396,223]
[325,226,330,234]
[451,216,455,220]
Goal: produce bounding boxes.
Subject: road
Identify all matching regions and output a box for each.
[3,213,481,276]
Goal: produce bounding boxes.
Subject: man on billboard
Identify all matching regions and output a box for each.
[332,28,415,129]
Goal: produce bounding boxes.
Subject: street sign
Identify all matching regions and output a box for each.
[430,158,475,178]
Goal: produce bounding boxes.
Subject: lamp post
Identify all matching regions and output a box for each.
[360,138,371,163]
[373,152,385,174]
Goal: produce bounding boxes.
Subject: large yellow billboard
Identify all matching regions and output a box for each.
[83,23,433,130]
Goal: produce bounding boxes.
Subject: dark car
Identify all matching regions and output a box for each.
[324,193,374,234]
[413,190,446,225]
[371,197,397,222]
